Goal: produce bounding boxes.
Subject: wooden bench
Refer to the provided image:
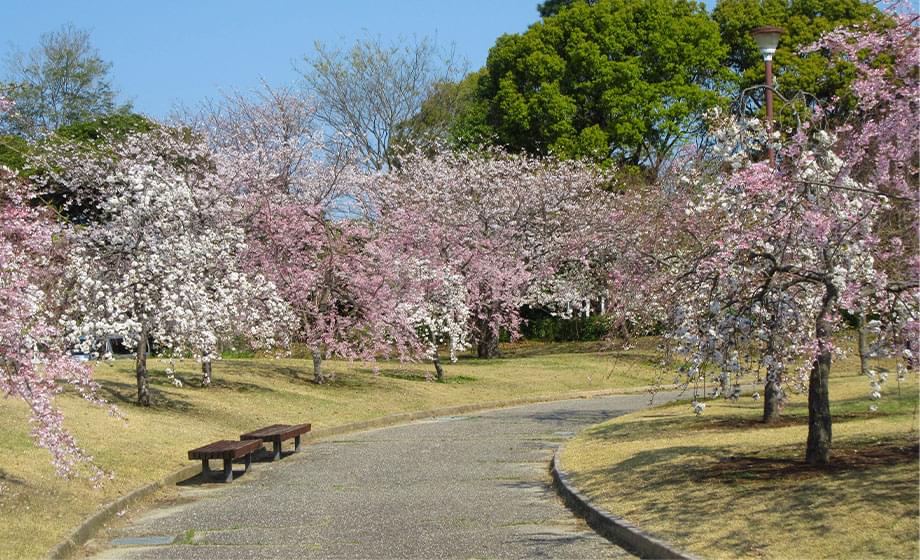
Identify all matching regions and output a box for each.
[240,423,312,461]
[188,439,262,483]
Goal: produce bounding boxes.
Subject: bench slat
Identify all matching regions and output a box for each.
[188,439,262,460]
[241,423,311,441]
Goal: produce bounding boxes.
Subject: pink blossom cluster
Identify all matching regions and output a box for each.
[368,148,621,362]
[0,167,113,482]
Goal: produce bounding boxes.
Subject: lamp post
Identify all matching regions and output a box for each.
[751,25,784,164]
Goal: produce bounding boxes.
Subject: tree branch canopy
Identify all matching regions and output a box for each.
[297,34,462,171]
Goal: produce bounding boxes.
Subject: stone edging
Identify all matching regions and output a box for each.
[46,385,654,559]
[551,446,700,560]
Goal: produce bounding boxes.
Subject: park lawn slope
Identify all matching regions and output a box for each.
[560,356,919,560]
[0,340,657,559]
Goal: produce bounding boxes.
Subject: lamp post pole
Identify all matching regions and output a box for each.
[751,26,784,166]
[765,57,774,163]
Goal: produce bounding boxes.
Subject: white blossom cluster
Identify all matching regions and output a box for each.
[396,259,471,363]
[39,130,293,377]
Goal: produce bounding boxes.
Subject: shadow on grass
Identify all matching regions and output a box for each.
[575,438,918,550]
[0,469,30,490]
[170,375,276,393]
[214,360,312,384]
[696,437,919,482]
[584,392,918,443]
[373,369,478,385]
[96,379,195,411]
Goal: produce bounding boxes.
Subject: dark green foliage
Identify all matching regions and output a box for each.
[52,113,154,144]
[537,0,597,18]
[522,308,612,341]
[713,0,883,126]
[0,134,29,172]
[468,0,729,178]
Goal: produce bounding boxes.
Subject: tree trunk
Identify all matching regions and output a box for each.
[806,349,833,465]
[311,348,326,385]
[762,373,782,423]
[201,360,212,387]
[763,334,782,422]
[806,284,836,466]
[476,318,499,359]
[857,313,869,375]
[433,355,445,382]
[431,334,445,382]
[136,327,150,407]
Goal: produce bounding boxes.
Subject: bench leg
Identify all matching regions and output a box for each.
[272,438,282,461]
[294,435,302,452]
[202,459,211,474]
[244,452,252,472]
[222,458,233,483]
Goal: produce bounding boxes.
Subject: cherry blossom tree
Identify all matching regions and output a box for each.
[195,87,419,384]
[243,189,433,383]
[181,83,357,214]
[403,263,471,381]
[31,127,290,404]
[369,148,619,359]
[0,105,115,479]
[617,9,918,465]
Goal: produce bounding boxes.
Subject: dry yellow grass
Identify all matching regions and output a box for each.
[561,353,920,560]
[0,339,659,559]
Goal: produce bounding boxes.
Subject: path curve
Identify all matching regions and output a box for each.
[90,393,671,559]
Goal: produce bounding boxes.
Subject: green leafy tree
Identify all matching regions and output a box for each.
[1,24,130,139]
[712,0,882,124]
[471,0,728,178]
[391,70,485,155]
[537,0,597,18]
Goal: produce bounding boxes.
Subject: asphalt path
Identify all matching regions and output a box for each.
[90,393,672,560]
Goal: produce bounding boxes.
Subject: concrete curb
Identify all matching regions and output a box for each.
[551,446,700,560]
[45,463,201,560]
[46,385,655,559]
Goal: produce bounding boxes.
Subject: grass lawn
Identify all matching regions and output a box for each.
[561,351,920,560]
[0,339,660,559]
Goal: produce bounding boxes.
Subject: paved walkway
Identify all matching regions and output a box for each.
[91,393,668,559]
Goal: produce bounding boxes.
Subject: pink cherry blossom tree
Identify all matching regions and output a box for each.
[198,87,424,384]
[369,148,619,360]
[253,195,451,383]
[0,131,114,480]
[617,9,918,465]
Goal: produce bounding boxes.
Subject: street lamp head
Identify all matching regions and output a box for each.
[751,26,784,61]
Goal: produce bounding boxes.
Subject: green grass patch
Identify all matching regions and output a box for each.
[561,351,920,560]
[0,339,659,559]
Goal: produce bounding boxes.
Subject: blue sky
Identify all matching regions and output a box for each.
[1,0,716,119]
